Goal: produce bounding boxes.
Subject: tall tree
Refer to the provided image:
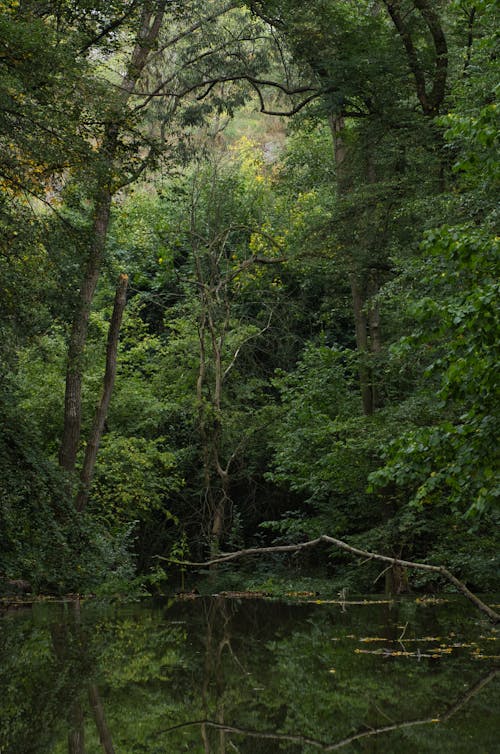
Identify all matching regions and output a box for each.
[59,1,168,473]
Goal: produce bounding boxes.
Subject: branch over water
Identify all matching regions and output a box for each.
[158,535,499,623]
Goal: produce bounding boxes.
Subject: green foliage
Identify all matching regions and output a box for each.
[0,203,50,368]
[0,388,66,587]
[90,433,182,524]
[444,0,499,203]
[268,343,361,502]
[372,227,499,517]
[0,385,141,594]
[370,3,500,519]
[0,4,93,195]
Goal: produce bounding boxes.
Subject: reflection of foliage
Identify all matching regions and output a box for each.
[95,615,186,687]
[0,606,93,754]
[167,668,498,752]
[3,599,498,754]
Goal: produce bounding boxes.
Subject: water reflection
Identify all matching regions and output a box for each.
[0,596,498,753]
[162,668,498,751]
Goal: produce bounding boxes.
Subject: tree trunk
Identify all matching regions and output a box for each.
[59,187,114,472]
[367,273,382,411]
[329,115,372,414]
[328,115,383,416]
[68,705,85,754]
[385,561,409,595]
[350,276,374,415]
[194,243,232,559]
[384,0,448,116]
[328,113,348,194]
[75,273,128,513]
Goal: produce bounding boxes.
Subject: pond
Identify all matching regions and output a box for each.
[0,595,498,753]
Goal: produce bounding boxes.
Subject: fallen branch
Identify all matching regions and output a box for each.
[157,535,499,623]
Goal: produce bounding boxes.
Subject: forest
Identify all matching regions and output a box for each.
[0,0,499,601]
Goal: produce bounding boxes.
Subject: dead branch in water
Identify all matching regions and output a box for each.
[156,534,499,623]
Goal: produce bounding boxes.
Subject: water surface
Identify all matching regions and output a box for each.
[1,595,498,753]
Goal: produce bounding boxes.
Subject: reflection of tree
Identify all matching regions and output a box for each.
[88,685,116,754]
[50,601,87,754]
[200,596,246,753]
[159,669,498,751]
[52,600,116,754]
[68,701,85,754]
[2,599,497,754]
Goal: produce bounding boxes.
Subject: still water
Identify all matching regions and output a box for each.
[0,595,498,753]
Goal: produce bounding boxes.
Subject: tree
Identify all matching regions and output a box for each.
[59,1,168,475]
[151,139,287,556]
[55,0,297,510]
[2,0,497,594]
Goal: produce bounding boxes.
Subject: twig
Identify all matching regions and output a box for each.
[373,564,392,584]
[398,622,409,641]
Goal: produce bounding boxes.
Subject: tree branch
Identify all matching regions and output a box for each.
[248,79,321,116]
[132,71,320,114]
[148,2,239,61]
[158,535,499,622]
[384,0,448,115]
[79,1,140,54]
[413,0,448,112]
[384,1,430,113]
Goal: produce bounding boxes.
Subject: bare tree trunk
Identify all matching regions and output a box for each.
[75,273,128,512]
[210,313,230,556]
[195,275,219,554]
[193,230,231,558]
